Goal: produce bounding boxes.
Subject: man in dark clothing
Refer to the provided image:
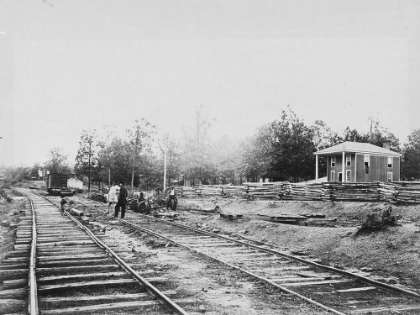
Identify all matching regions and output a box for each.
[115,182,128,219]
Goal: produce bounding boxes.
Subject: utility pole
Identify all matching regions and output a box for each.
[163,149,167,190]
[163,135,169,190]
[88,141,91,193]
[131,131,139,191]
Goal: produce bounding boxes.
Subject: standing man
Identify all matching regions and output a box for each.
[115,181,128,219]
[166,186,177,210]
[60,196,67,216]
[107,182,119,215]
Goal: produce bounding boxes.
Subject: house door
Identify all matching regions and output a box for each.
[338,172,343,182]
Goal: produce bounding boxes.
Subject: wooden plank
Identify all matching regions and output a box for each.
[235,256,280,262]
[38,272,136,282]
[0,288,26,299]
[38,277,167,291]
[249,266,311,272]
[271,277,327,283]
[41,291,177,305]
[37,258,112,267]
[41,299,195,315]
[36,240,96,247]
[2,279,27,290]
[191,242,240,247]
[350,304,420,314]
[0,299,26,313]
[281,279,353,287]
[0,263,28,270]
[1,257,29,264]
[0,269,28,281]
[36,264,121,274]
[37,254,107,261]
[336,287,376,293]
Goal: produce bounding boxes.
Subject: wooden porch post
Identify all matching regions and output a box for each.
[342,151,345,182]
[315,155,319,183]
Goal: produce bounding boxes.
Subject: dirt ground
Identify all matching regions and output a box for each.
[179,197,420,291]
[3,182,420,313]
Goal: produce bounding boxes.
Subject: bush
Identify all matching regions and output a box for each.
[356,206,399,235]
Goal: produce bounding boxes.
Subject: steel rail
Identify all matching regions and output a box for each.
[132,215,420,299]
[38,193,189,315]
[27,196,39,315]
[120,219,346,315]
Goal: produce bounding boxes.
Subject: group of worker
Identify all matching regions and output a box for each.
[107,182,177,219]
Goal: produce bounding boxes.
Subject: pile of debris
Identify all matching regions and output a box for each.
[355,206,399,235]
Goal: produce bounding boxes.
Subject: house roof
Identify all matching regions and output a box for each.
[314,141,401,156]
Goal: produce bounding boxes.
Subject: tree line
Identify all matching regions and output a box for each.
[4,107,420,187]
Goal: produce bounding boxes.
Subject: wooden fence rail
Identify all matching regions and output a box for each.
[174,182,420,204]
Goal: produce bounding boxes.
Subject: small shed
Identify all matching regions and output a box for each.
[314,141,401,183]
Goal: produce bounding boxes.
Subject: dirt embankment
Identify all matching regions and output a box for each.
[179,198,420,290]
[0,190,26,262]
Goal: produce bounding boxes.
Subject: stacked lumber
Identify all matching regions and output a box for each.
[196,185,223,196]
[282,183,323,201]
[242,182,285,199]
[257,213,307,224]
[174,181,420,203]
[322,182,381,201]
[219,184,243,197]
[177,186,197,198]
[378,183,398,203]
[391,182,420,204]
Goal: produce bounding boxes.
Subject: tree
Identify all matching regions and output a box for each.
[269,108,316,181]
[311,120,341,150]
[240,127,273,181]
[241,107,316,182]
[368,119,400,152]
[310,120,341,177]
[401,129,420,180]
[4,166,32,184]
[44,147,71,174]
[126,119,156,190]
[341,126,370,143]
[208,135,242,184]
[181,106,215,185]
[74,130,99,191]
[30,163,42,179]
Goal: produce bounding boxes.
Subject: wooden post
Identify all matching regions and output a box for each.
[354,153,357,182]
[342,151,345,182]
[315,155,319,183]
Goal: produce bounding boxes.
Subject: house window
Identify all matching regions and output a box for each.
[346,155,351,166]
[346,170,351,182]
[388,157,393,168]
[331,170,335,182]
[364,154,370,174]
[331,156,336,167]
[387,172,393,182]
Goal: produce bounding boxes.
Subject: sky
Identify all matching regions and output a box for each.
[0,0,419,167]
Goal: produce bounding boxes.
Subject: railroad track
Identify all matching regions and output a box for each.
[115,213,420,315]
[0,189,193,315]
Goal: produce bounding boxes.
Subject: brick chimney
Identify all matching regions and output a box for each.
[383,140,391,150]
